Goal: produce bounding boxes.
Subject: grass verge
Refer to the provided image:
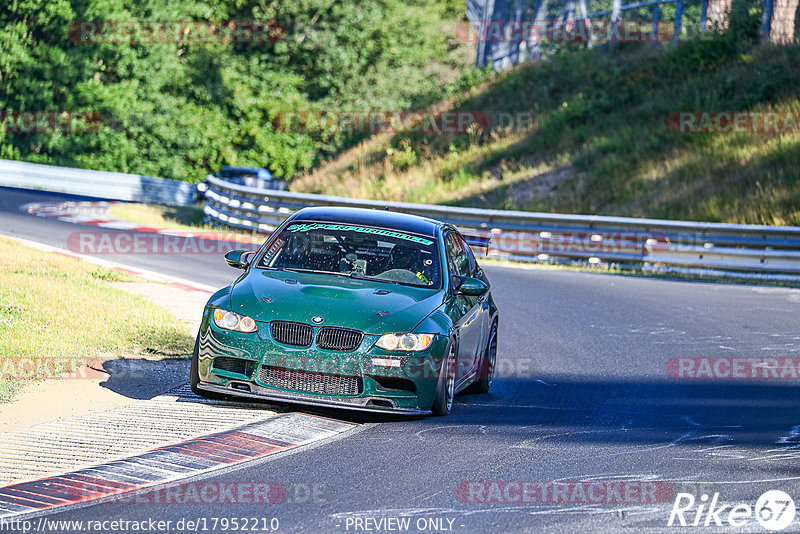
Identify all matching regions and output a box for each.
[0,237,194,402]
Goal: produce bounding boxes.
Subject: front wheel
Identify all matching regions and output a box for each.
[431,342,457,416]
[190,334,225,400]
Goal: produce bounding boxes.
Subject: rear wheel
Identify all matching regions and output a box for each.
[431,342,457,416]
[469,322,497,394]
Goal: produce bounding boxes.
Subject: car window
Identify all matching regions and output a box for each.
[444,232,470,278]
[456,234,480,277]
[256,221,442,288]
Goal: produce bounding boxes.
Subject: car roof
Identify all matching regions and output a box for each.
[289,207,443,237]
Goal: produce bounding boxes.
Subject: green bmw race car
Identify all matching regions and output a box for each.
[191,207,499,415]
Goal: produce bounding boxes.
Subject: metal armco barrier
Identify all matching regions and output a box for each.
[204,176,800,277]
[0,159,195,205]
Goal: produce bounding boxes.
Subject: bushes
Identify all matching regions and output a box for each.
[0,0,472,181]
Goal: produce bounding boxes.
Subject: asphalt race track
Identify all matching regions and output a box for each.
[2,187,800,533]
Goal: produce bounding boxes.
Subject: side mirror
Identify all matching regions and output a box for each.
[454,276,489,296]
[224,250,253,269]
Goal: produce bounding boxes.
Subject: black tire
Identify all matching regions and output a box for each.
[431,341,457,416]
[469,322,497,394]
[190,334,224,400]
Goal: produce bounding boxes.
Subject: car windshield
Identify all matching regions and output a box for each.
[256,221,442,288]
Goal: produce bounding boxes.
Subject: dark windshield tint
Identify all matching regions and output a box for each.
[256,221,442,288]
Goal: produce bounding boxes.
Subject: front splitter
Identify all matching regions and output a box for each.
[198,382,431,416]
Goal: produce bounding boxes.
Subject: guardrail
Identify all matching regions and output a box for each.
[204,175,800,278]
[3,154,796,279]
[0,159,195,205]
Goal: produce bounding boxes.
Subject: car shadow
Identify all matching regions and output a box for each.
[445,374,800,448]
[98,356,800,450]
[97,357,191,400]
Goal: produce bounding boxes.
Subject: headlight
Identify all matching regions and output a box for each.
[375,333,434,351]
[213,309,258,333]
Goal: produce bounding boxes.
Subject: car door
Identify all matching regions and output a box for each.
[457,233,491,365]
[444,231,483,383]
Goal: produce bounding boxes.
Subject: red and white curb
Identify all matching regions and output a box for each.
[0,233,216,294]
[24,200,264,246]
[25,201,122,226]
[0,387,357,519]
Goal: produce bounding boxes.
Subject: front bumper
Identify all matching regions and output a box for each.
[197,382,431,415]
[197,314,448,414]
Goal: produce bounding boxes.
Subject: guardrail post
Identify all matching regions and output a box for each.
[530,0,550,59]
[652,5,661,42]
[611,0,621,22]
[673,0,684,43]
[565,0,576,42]
[610,0,622,48]
[512,0,524,63]
[761,0,774,39]
[473,0,495,67]
[701,0,709,29]
[578,0,590,48]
